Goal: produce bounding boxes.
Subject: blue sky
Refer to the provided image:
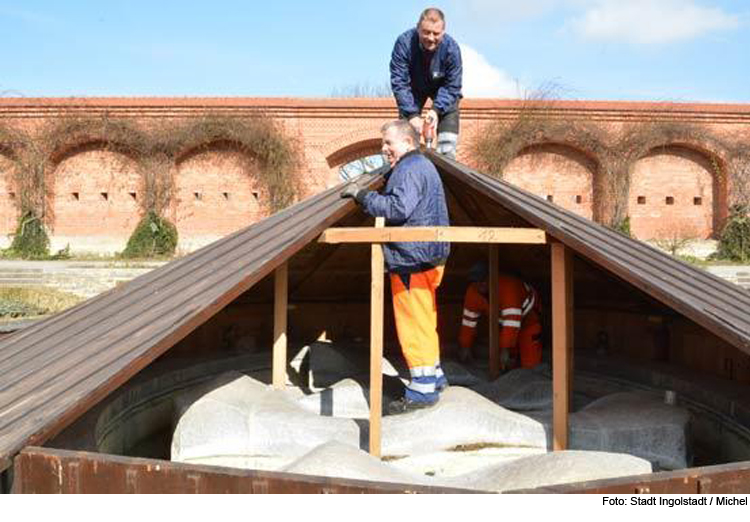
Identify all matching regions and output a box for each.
[1,0,748,102]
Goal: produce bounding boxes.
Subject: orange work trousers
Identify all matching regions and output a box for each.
[390,266,445,372]
[509,310,543,369]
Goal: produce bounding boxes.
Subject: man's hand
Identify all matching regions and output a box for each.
[408,115,423,134]
[340,183,363,201]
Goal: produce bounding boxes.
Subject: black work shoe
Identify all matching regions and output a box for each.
[387,396,438,415]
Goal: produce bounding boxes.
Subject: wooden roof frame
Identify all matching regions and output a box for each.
[1,151,749,472]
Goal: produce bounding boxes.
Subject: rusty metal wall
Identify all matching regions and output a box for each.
[511,460,750,493]
[13,447,481,494]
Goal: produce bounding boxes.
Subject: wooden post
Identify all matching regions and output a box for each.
[488,245,500,379]
[272,262,288,390]
[369,217,386,457]
[551,242,574,451]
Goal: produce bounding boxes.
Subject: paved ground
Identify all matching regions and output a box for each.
[0,259,166,298]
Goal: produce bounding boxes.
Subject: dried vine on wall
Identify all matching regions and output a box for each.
[471,104,745,241]
[0,111,301,259]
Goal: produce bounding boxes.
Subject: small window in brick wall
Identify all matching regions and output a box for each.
[100,192,108,202]
[252,191,259,201]
[8,192,15,200]
[194,192,202,201]
[129,192,137,201]
[694,197,703,206]
[71,192,80,201]
[222,192,230,201]
[546,195,554,202]
[575,195,583,204]
[637,196,646,205]
[666,196,675,205]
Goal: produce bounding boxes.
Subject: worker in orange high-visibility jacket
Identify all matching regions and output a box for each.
[458,262,542,369]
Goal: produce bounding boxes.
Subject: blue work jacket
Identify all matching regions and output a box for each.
[390,28,463,118]
[361,150,450,273]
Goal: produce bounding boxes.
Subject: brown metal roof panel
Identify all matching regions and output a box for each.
[0,171,382,471]
[429,152,750,353]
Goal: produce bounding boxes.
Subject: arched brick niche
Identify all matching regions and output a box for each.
[173,142,266,246]
[51,145,141,252]
[0,154,17,238]
[628,146,726,240]
[503,143,597,220]
[326,139,382,169]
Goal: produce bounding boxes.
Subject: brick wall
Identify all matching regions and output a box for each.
[628,146,720,240]
[502,144,595,220]
[0,98,748,254]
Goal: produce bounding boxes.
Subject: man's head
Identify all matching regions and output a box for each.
[468,260,489,295]
[416,8,445,52]
[381,120,420,167]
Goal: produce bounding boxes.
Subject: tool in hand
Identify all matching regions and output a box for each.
[422,113,436,149]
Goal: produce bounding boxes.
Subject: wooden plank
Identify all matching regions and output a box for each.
[272,262,288,390]
[551,242,574,451]
[369,217,385,458]
[488,245,500,379]
[319,226,546,245]
[13,447,479,494]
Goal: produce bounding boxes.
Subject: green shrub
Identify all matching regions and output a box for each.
[6,210,50,259]
[715,205,750,262]
[122,211,178,259]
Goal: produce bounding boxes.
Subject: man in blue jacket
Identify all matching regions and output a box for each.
[341,119,450,414]
[390,7,462,158]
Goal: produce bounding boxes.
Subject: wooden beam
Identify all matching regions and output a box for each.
[488,245,500,379]
[551,243,574,451]
[369,217,385,457]
[319,226,546,244]
[272,262,288,390]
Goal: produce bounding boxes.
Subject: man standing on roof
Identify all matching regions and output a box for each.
[390,7,462,159]
[340,119,450,414]
[459,262,543,370]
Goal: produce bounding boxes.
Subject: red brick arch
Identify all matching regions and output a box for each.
[0,153,17,238]
[50,144,142,253]
[172,141,266,251]
[503,143,600,220]
[629,144,728,240]
[326,138,382,169]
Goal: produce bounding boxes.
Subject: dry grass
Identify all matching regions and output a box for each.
[0,286,84,320]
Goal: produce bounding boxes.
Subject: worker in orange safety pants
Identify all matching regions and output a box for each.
[458,262,542,370]
[340,119,450,414]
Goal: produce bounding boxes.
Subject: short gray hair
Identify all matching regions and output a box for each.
[418,7,445,27]
[381,120,420,147]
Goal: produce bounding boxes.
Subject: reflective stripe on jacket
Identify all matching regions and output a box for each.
[458,276,542,350]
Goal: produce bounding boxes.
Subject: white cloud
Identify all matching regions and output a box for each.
[568,0,740,44]
[459,43,520,98]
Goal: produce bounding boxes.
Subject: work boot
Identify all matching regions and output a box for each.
[387,396,438,415]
